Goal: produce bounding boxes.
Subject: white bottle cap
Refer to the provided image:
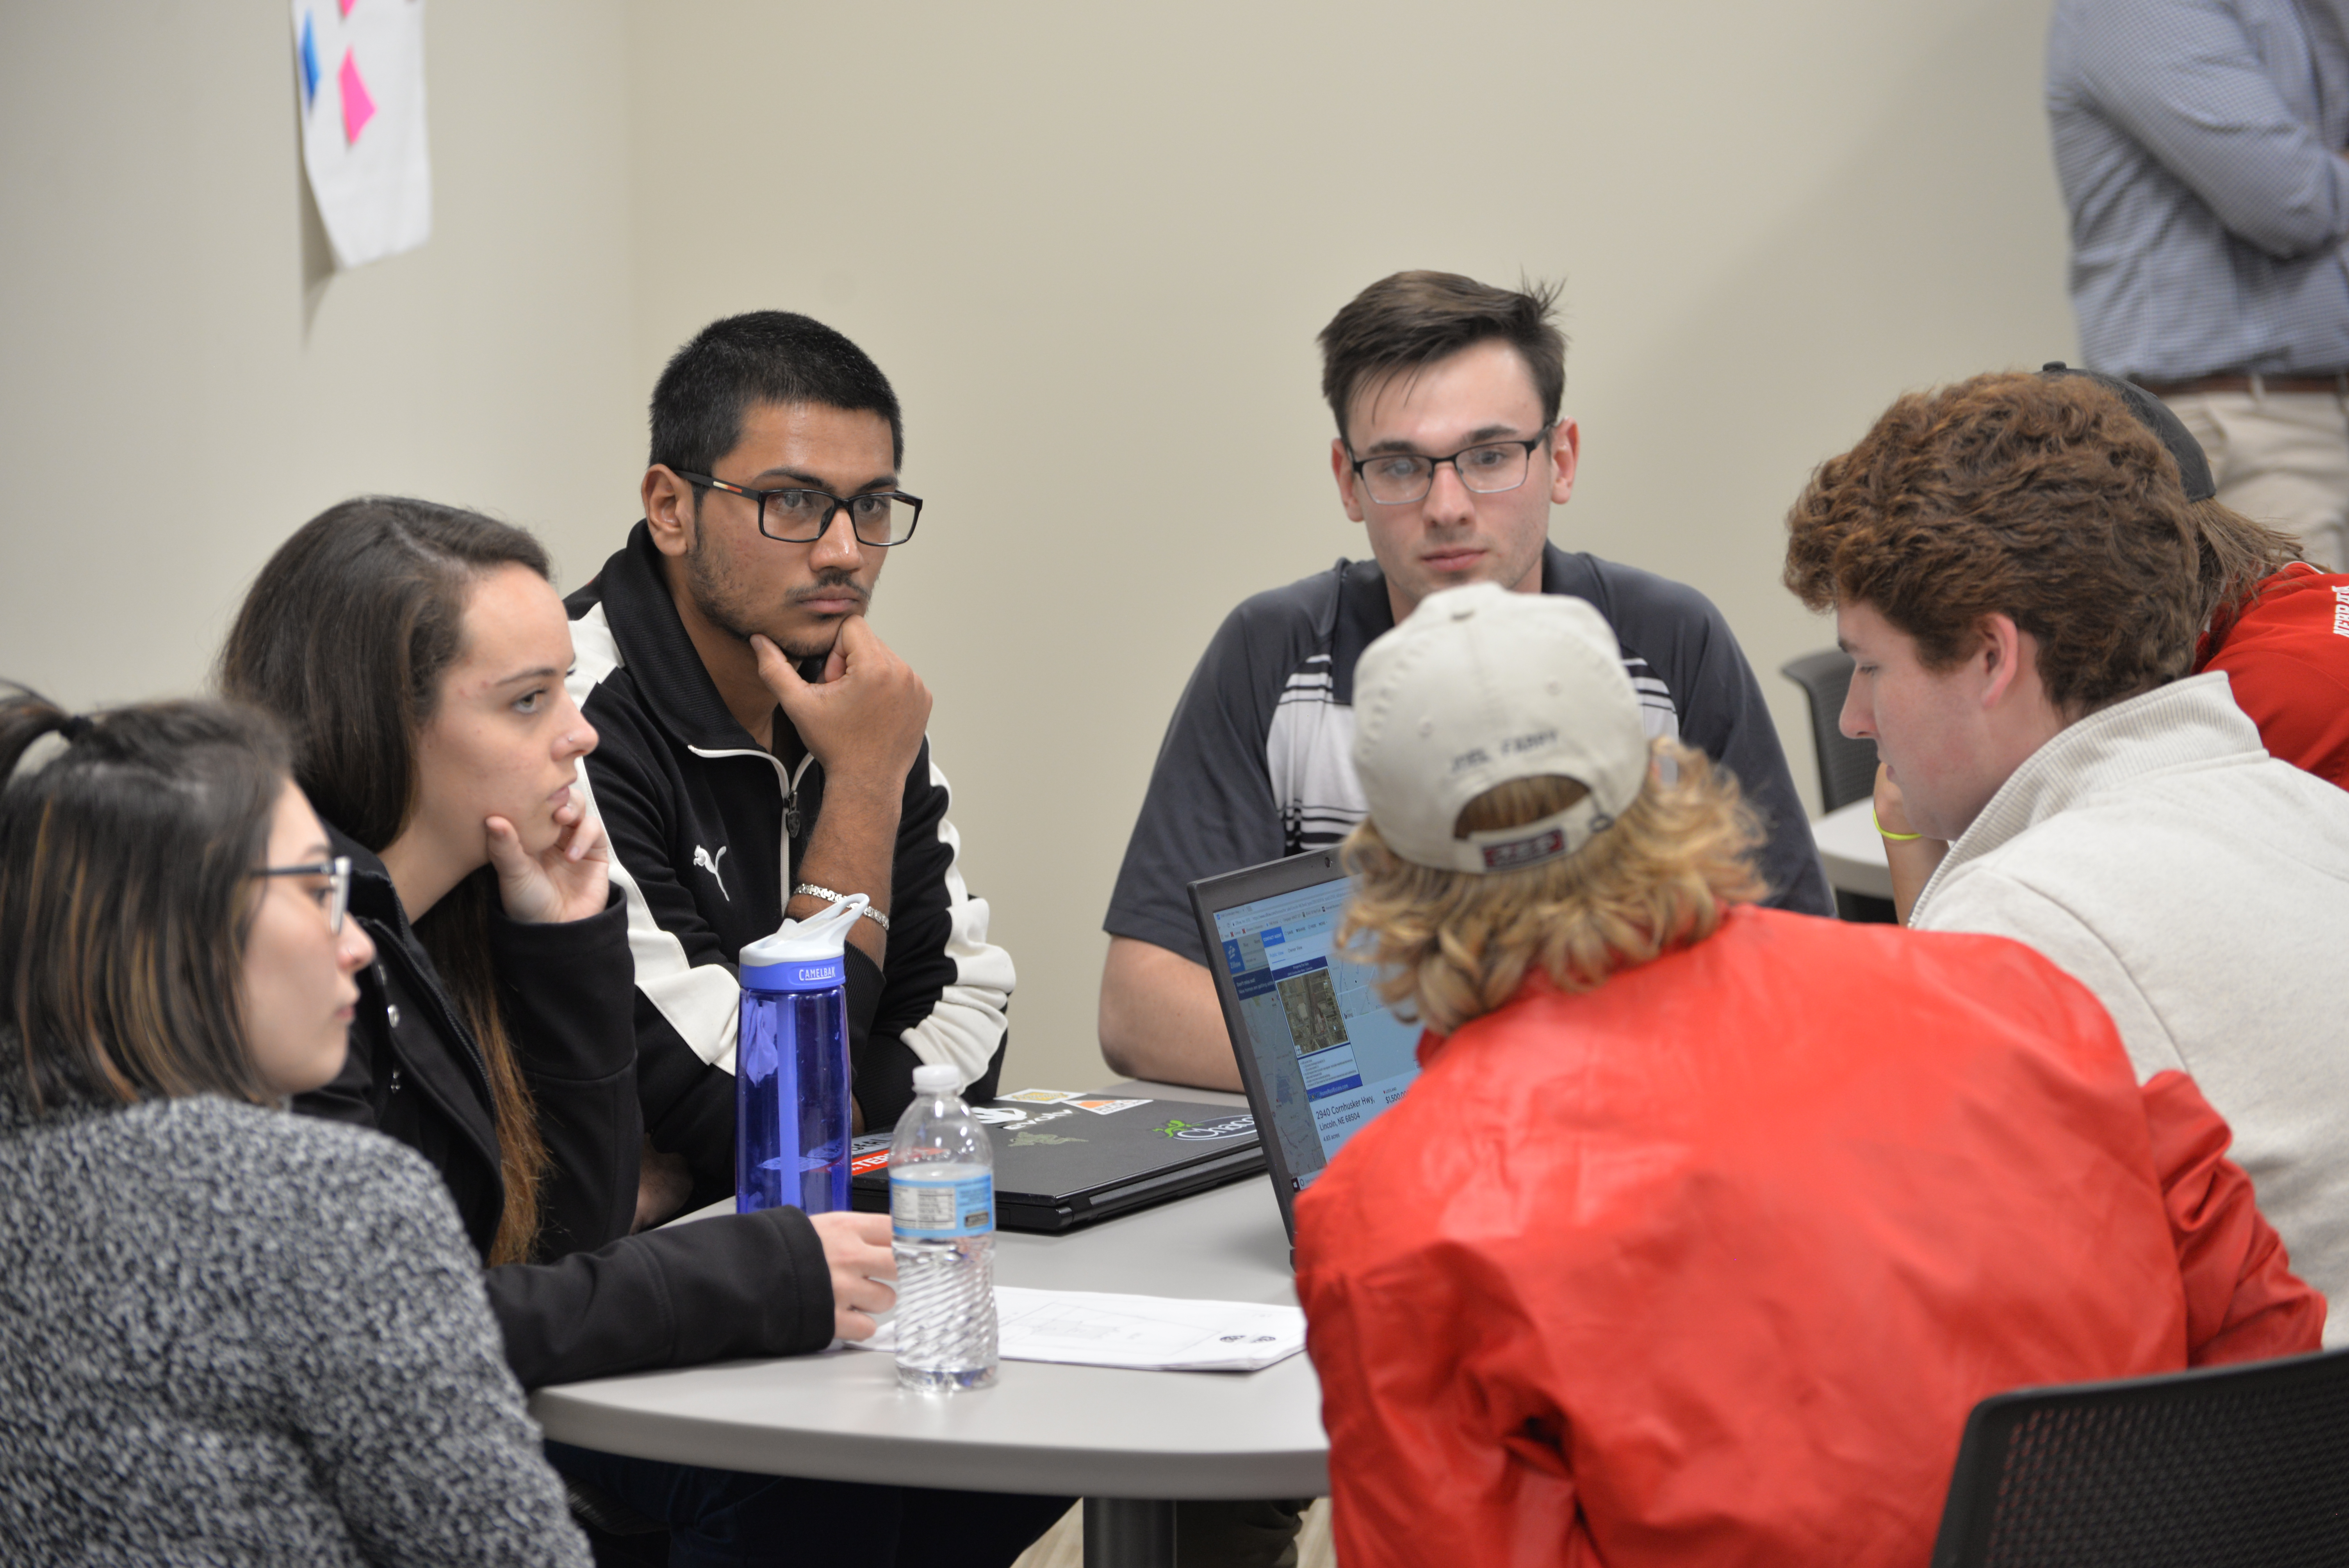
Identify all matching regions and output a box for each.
[739,893,866,967]
[912,1064,961,1093]
[737,894,866,992]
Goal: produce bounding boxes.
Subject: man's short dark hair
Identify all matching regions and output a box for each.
[1782,371,2202,715]
[1317,272,1567,447]
[649,311,904,476]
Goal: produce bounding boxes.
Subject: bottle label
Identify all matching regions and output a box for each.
[890,1171,993,1238]
[740,958,843,992]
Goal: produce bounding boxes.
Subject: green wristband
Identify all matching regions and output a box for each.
[1873,806,1923,843]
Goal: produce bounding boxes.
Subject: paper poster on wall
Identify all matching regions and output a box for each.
[291,0,430,269]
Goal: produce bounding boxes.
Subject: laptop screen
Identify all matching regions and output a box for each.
[1196,855,1423,1210]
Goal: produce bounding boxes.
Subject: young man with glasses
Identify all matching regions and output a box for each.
[567,311,1016,1180]
[1101,270,1830,1090]
[560,312,1060,1563]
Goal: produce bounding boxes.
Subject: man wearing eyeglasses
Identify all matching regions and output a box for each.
[567,310,1016,1180]
[558,312,1061,1563]
[1102,271,1832,1090]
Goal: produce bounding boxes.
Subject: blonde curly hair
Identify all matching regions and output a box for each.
[1338,740,1767,1036]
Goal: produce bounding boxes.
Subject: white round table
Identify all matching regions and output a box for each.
[1811,797,1893,901]
[530,1086,1325,1566]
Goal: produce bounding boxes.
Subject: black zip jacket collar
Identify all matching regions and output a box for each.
[338,830,492,1085]
[588,522,801,759]
[577,526,836,789]
[567,523,1015,1133]
[312,824,506,1251]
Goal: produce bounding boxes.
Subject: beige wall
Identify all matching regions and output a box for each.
[1,1,2075,1094]
[620,0,2079,1090]
[0,1,641,708]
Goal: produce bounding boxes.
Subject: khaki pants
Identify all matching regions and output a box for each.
[2164,385,2349,570]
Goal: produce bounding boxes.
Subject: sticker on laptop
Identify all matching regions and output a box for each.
[999,1089,1082,1104]
[1069,1098,1150,1116]
[1153,1114,1257,1141]
[970,1105,1029,1125]
[1010,1128,1087,1147]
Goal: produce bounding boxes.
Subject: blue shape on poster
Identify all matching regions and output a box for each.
[299,14,321,106]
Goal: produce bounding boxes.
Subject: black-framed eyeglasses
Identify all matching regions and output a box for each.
[675,471,923,547]
[1346,424,1555,505]
[254,857,352,934]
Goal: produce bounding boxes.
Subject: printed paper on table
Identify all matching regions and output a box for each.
[859,1286,1305,1372]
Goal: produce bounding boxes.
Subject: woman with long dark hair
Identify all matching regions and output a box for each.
[219,499,1067,1568]
[217,497,880,1388]
[0,688,590,1565]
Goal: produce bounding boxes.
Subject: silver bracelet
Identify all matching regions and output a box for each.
[792,882,891,932]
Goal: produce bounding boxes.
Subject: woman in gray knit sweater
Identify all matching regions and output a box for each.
[0,690,590,1567]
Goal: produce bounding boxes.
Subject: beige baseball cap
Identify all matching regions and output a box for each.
[1352,582,1650,874]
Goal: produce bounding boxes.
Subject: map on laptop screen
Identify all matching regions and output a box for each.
[1211,874,1423,1196]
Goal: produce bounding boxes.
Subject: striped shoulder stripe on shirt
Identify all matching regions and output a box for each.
[1267,649,1682,855]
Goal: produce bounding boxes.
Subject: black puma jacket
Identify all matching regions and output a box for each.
[565,523,1012,1186]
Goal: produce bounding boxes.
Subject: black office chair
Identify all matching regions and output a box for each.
[1778,649,1894,923]
[1929,1347,2349,1568]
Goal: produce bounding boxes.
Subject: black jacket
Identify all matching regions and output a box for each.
[566,523,1013,1146]
[294,829,832,1389]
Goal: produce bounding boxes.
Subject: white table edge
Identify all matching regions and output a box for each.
[531,1371,1330,1498]
[533,1097,1329,1503]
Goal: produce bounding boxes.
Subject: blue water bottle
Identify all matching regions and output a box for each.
[735,894,865,1215]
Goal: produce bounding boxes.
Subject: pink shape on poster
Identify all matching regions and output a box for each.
[339,0,357,15]
[339,50,376,145]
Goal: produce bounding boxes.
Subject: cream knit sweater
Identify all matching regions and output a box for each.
[1912,672,2349,1347]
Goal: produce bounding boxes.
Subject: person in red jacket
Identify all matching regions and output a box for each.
[2194,549,2349,791]
[1291,581,2323,1568]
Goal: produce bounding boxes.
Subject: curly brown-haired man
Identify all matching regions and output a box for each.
[1784,369,2349,1347]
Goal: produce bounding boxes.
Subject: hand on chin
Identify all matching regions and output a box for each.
[483,789,612,925]
[768,619,853,683]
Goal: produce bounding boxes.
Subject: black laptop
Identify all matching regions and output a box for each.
[1187,848,1425,1247]
[847,1091,1263,1233]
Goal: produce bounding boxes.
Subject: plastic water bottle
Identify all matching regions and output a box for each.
[889,1063,998,1392]
[736,895,864,1215]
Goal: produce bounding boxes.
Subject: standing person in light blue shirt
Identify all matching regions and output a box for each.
[2050,0,2349,568]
